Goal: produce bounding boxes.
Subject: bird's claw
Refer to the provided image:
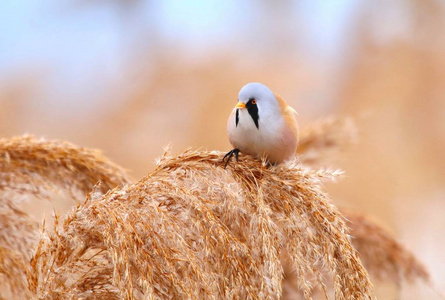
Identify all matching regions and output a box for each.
[223,148,240,169]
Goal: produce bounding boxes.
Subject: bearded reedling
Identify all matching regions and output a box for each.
[224,82,299,167]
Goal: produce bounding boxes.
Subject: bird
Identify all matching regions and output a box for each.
[223,82,299,167]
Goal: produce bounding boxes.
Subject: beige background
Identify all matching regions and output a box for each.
[1,1,444,298]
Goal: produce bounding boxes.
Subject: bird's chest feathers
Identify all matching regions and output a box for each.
[230,109,283,149]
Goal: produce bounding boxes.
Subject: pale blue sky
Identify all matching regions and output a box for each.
[0,0,361,106]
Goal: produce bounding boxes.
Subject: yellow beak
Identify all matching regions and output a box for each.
[235,102,246,109]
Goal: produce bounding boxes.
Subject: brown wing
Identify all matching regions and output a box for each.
[274,93,299,142]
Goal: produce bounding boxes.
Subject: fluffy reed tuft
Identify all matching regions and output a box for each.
[0,202,36,299]
[0,135,132,199]
[0,135,132,299]
[281,209,432,299]
[297,116,357,167]
[0,121,433,298]
[344,211,430,283]
[30,149,373,299]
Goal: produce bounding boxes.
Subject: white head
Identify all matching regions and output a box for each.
[235,82,282,130]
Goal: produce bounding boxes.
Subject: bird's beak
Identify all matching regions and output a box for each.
[235,102,246,109]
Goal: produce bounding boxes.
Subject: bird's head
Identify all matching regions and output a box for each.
[234,82,281,130]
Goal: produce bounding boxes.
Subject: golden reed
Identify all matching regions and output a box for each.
[0,119,430,299]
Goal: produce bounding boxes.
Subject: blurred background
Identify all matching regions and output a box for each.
[1,0,444,297]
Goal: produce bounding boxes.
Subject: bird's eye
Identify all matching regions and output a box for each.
[251,99,257,105]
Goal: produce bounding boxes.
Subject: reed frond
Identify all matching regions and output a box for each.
[0,135,132,200]
[0,129,432,299]
[345,211,430,283]
[0,201,36,298]
[297,116,358,167]
[0,135,132,299]
[31,149,373,299]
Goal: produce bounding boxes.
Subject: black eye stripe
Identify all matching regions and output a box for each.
[247,103,259,129]
[235,109,239,127]
[235,98,259,129]
[247,98,256,105]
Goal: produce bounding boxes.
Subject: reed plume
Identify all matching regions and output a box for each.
[345,211,430,283]
[281,209,432,299]
[0,135,132,200]
[0,202,36,299]
[0,135,132,299]
[296,117,430,283]
[0,122,433,299]
[297,116,357,167]
[30,149,373,299]
[282,117,432,298]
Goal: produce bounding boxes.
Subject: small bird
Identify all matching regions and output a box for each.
[223,82,299,167]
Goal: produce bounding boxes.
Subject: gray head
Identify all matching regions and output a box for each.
[238,82,276,104]
[237,83,281,129]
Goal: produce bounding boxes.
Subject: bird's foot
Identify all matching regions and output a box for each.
[223,148,240,169]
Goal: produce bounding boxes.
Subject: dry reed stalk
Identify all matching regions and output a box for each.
[0,202,38,259]
[0,126,431,299]
[282,117,431,297]
[297,116,357,167]
[0,246,33,299]
[0,135,132,200]
[344,211,430,283]
[31,149,373,300]
[280,210,432,299]
[0,135,132,299]
[0,202,36,299]
[297,117,430,282]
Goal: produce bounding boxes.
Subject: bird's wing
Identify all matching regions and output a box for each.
[275,92,298,117]
[286,105,298,116]
[274,92,299,140]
